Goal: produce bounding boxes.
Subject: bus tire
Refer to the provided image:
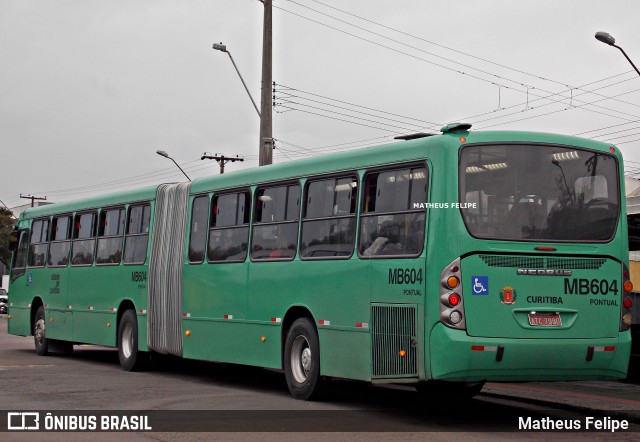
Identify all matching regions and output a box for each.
[284,317,324,400]
[34,305,49,356]
[117,309,147,372]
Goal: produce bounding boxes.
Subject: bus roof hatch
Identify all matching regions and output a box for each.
[441,122,472,133]
[394,132,436,141]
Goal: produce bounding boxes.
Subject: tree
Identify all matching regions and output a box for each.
[0,207,15,268]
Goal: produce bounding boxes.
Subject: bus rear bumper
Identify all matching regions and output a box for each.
[429,323,631,382]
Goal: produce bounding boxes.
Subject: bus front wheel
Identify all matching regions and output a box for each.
[117,309,147,372]
[34,305,49,356]
[284,318,324,400]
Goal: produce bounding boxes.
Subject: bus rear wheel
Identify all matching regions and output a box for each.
[34,305,49,356]
[117,309,147,372]
[284,318,324,400]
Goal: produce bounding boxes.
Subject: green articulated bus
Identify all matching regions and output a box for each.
[7,123,633,400]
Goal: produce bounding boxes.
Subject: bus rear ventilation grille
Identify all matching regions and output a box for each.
[371,304,417,379]
[479,255,606,270]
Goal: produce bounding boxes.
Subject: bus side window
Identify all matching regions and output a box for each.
[251,184,300,261]
[359,166,427,258]
[124,204,151,264]
[208,191,250,263]
[300,176,358,259]
[96,207,125,265]
[11,229,30,281]
[28,218,49,268]
[49,215,72,267]
[188,195,209,263]
[71,212,97,266]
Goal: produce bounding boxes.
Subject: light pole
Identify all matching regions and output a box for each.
[212,1,273,167]
[156,150,191,181]
[212,43,261,117]
[595,31,640,77]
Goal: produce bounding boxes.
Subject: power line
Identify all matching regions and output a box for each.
[275,83,442,128]
[575,119,640,137]
[276,99,422,132]
[277,1,640,131]
[303,0,598,93]
[276,104,406,133]
[3,156,260,206]
[274,5,527,93]
[281,0,640,114]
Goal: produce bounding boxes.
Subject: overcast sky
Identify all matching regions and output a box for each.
[2,0,640,208]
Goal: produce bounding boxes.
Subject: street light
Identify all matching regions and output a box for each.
[156,150,191,181]
[212,42,261,117]
[595,31,640,77]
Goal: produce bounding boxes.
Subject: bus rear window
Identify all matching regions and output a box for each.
[459,144,620,242]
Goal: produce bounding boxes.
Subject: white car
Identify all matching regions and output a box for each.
[0,289,7,315]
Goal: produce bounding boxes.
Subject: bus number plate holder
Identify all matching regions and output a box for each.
[528,313,562,327]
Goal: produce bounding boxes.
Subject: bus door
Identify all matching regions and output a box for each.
[44,215,72,342]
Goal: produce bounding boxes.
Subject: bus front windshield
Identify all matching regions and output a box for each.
[459,143,620,242]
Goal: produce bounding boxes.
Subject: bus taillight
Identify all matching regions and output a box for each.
[621,264,633,332]
[449,310,463,325]
[440,258,466,330]
[446,276,460,289]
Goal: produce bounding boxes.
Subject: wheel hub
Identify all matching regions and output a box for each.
[34,318,45,345]
[291,335,312,384]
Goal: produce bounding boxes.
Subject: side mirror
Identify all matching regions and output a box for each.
[8,228,19,252]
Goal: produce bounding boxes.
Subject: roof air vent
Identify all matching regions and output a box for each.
[394,132,436,141]
[440,122,472,133]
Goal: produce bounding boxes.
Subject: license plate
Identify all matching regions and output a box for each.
[528,313,562,327]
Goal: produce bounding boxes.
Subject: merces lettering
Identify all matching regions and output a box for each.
[517,269,572,276]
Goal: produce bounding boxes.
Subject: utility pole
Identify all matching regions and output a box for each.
[201,153,245,174]
[258,0,273,166]
[20,194,47,208]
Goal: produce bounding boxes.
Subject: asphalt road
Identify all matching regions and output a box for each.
[0,317,639,440]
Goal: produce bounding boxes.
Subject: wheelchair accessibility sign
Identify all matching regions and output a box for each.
[471,276,489,295]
